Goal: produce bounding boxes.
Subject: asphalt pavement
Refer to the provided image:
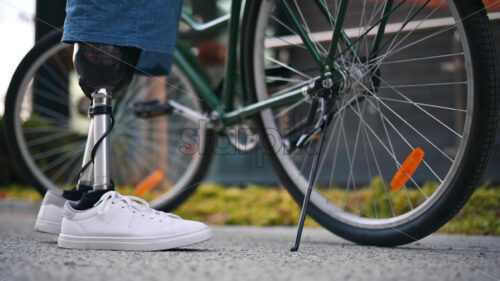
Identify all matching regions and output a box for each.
[0,206,499,281]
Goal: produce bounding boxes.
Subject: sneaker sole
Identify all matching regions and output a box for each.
[57,227,212,251]
[35,220,61,235]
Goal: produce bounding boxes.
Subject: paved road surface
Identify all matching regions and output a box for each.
[0,211,499,281]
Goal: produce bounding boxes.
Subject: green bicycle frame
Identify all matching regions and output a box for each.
[174,0,403,126]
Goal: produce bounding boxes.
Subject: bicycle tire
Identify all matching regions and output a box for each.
[242,0,498,246]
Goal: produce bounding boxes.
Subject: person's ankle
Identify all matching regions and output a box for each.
[72,188,114,210]
[61,185,92,201]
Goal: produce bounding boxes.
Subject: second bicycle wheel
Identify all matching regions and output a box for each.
[242,0,497,245]
[4,30,217,211]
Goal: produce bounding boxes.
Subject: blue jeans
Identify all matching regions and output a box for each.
[62,0,183,76]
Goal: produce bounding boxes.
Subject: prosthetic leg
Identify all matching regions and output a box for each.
[77,89,113,191]
[34,43,139,234]
[73,42,140,191]
[39,43,214,249]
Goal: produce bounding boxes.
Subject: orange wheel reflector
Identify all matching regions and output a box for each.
[134,170,164,196]
[390,148,425,191]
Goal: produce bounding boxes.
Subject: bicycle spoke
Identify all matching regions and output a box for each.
[27,115,70,127]
[364,95,444,183]
[376,0,446,61]
[40,147,84,174]
[66,158,85,187]
[116,131,190,169]
[371,19,457,63]
[273,97,307,119]
[373,0,427,58]
[33,104,71,121]
[343,97,372,215]
[32,141,84,160]
[377,96,466,112]
[362,89,417,208]
[358,98,430,199]
[378,81,467,89]
[50,146,85,184]
[367,93,454,163]
[327,99,349,197]
[39,64,69,94]
[361,119,378,218]
[27,130,76,147]
[315,99,345,182]
[52,52,71,76]
[293,0,329,57]
[375,74,463,138]
[382,52,465,65]
[360,117,396,217]
[265,55,312,80]
[24,125,69,133]
[34,74,68,99]
[32,88,70,107]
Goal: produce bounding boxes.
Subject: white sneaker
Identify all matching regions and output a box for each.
[35,188,90,234]
[34,190,67,234]
[58,191,212,251]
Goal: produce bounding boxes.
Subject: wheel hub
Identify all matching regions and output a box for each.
[338,63,373,95]
[305,62,375,101]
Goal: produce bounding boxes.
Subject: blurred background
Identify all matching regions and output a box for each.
[0,0,499,186]
[0,0,498,233]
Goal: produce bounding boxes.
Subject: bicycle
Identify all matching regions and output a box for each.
[4,0,498,247]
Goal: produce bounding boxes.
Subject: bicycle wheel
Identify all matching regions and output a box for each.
[4,30,217,211]
[242,0,498,245]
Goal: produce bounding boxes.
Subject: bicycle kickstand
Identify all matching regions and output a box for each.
[290,98,330,252]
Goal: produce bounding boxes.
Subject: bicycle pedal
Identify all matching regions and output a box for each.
[131,100,173,118]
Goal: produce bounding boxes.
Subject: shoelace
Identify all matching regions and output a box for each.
[95,191,181,221]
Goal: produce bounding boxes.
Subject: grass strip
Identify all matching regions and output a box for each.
[1,182,498,235]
